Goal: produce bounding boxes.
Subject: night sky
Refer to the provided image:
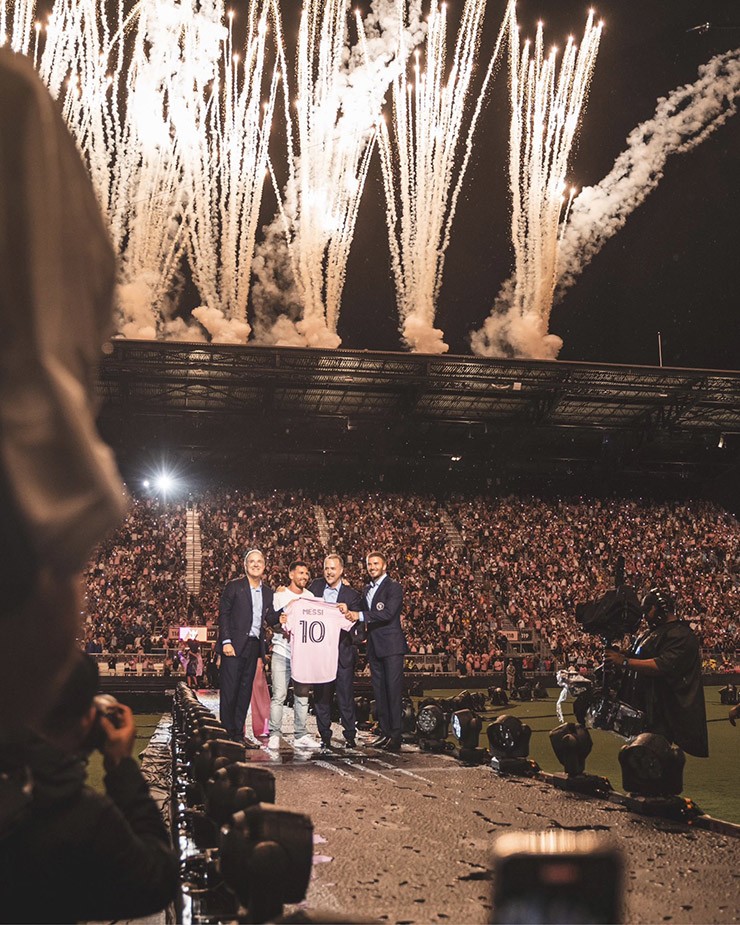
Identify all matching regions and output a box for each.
[323,0,740,368]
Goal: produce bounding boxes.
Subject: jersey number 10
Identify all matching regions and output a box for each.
[299,620,326,644]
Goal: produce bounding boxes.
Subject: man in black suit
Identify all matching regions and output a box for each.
[309,554,364,748]
[342,551,406,752]
[218,548,274,742]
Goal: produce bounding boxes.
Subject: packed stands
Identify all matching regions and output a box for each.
[80,490,740,674]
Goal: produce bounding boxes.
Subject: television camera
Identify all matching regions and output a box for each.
[573,556,646,739]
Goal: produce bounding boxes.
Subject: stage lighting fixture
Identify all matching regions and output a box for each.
[192,738,246,785]
[488,686,509,707]
[206,776,259,826]
[549,723,612,795]
[487,714,540,777]
[401,697,416,736]
[618,733,685,797]
[451,709,488,764]
[222,763,276,804]
[220,804,313,921]
[416,700,450,752]
[451,709,482,748]
[491,830,623,925]
[441,690,481,712]
[185,808,221,849]
[354,695,371,725]
[549,723,592,776]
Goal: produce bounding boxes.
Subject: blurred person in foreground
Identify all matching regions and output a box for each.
[0,48,127,734]
[0,652,177,923]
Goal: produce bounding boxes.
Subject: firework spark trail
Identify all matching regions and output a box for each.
[39,0,127,246]
[112,0,190,338]
[1,0,34,53]
[471,7,602,359]
[251,0,425,347]
[378,0,510,354]
[169,1,280,344]
[555,47,740,299]
[256,0,391,348]
[29,0,188,338]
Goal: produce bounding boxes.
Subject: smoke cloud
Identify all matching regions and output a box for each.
[556,47,740,297]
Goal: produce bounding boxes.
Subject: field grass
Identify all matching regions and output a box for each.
[422,686,740,824]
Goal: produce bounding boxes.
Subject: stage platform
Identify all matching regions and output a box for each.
[194,694,740,924]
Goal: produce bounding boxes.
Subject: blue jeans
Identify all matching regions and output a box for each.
[269,651,308,738]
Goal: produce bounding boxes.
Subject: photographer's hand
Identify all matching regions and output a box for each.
[100,703,136,771]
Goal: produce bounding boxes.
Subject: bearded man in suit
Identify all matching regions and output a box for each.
[341,551,406,752]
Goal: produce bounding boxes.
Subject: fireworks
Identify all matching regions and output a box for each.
[260,0,388,348]
[377,0,511,354]
[176,1,280,343]
[6,0,732,358]
[471,6,602,359]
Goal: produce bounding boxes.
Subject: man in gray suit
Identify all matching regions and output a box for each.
[218,548,274,742]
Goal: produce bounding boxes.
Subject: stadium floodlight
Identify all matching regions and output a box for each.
[155,472,175,494]
[142,479,150,489]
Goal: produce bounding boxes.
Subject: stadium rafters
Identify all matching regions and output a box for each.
[97,341,740,486]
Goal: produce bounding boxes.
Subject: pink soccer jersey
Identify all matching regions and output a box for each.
[283,597,354,684]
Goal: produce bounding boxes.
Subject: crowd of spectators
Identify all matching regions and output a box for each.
[82,497,188,656]
[79,489,740,674]
[450,495,740,664]
[318,493,510,674]
[197,489,325,618]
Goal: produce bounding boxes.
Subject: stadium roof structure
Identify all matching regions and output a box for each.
[98,341,740,491]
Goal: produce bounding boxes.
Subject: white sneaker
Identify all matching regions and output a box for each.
[293,734,321,749]
[267,735,280,750]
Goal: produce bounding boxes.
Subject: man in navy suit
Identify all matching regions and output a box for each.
[218,548,274,742]
[342,551,406,752]
[309,554,364,748]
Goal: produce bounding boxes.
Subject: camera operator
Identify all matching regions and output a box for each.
[604,588,708,757]
[0,652,177,923]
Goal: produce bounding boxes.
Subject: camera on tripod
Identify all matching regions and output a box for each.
[573,556,646,739]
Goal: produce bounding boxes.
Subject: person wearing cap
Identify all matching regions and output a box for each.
[217,549,275,742]
[605,588,708,757]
